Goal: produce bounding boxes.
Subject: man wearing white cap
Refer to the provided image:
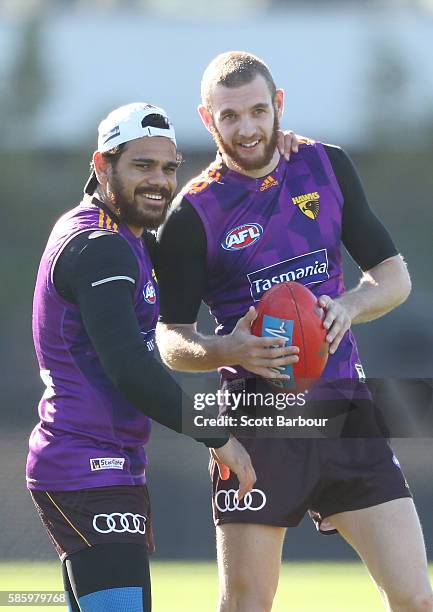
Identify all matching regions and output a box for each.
[27,102,265,611]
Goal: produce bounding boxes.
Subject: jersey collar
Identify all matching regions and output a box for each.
[216,152,286,187]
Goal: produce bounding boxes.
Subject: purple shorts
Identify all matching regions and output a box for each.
[29,485,153,561]
[211,438,411,534]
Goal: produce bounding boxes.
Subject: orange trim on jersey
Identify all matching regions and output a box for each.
[188,166,222,195]
[97,210,119,232]
[46,492,92,547]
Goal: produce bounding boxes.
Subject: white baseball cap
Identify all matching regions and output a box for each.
[98,102,176,151]
[84,102,176,194]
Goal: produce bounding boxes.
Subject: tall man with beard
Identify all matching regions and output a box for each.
[27,103,261,612]
[156,53,433,612]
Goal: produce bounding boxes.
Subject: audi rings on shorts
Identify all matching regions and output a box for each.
[92,512,147,534]
[215,489,267,512]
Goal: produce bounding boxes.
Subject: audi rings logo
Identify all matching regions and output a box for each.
[92,513,147,534]
[215,489,267,512]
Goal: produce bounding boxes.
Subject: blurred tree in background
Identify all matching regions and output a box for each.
[0,16,48,149]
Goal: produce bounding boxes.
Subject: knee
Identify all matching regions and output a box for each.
[219,575,275,612]
[388,589,433,612]
[411,592,433,612]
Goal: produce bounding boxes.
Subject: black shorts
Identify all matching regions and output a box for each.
[29,485,153,561]
[211,438,412,533]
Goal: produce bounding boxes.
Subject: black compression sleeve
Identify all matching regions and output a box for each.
[157,197,207,324]
[53,231,227,447]
[324,144,398,270]
[54,230,139,303]
[64,543,151,608]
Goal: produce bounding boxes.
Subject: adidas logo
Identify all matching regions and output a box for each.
[259,175,279,191]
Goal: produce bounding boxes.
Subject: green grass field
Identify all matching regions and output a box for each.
[1,561,432,611]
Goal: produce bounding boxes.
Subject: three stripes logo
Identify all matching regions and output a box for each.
[259,175,279,191]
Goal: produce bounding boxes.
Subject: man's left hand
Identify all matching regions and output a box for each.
[276,130,299,161]
[318,295,353,355]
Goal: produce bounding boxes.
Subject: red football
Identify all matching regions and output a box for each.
[251,281,328,389]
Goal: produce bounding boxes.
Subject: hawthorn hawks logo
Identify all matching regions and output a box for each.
[222,223,264,251]
[292,191,320,220]
[143,281,156,304]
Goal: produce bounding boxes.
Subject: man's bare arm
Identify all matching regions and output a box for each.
[319,255,411,354]
[156,307,299,378]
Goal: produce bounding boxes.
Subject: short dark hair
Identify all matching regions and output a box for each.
[201,51,277,112]
[84,143,127,195]
[101,142,127,168]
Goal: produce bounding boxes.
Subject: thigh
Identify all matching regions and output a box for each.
[217,523,286,603]
[329,498,430,595]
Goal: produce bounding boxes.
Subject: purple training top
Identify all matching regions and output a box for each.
[182,141,368,399]
[27,199,158,491]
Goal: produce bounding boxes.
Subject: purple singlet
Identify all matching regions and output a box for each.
[182,141,368,398]
[27,199,158,490]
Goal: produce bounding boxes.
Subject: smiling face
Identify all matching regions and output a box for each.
[95,136,179,233]
[199,74,284,176]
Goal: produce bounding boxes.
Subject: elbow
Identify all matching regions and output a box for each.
[159,350,178,370]
[397,273,411,305]
[159,347,193,372]
[382,254,412,307]
[156,324,182,370]
[104,363,135,396]
[390,259,411,307]
[397,258,412,305]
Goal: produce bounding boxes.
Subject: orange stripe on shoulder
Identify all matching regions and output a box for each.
[187,166,222,195]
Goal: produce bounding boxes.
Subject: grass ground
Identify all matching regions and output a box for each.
[1,561,432,611]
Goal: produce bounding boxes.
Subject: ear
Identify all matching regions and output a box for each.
[93,151,109,187]
[274,89,284,119]
[197,104,215,134]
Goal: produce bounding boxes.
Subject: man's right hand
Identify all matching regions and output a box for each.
[210,436,256,501]
[224,306,299,379]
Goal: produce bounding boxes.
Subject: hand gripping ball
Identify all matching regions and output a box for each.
[251,281,328,390]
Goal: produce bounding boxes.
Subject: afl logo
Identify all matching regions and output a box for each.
[143,281,156,304]
[222,223,263,251]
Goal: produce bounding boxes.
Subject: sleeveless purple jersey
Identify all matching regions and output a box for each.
[182,141,367,398]
[27,200,158,490]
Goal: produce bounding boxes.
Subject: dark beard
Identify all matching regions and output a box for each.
[213,113,280,173]
[108,174,173,230]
